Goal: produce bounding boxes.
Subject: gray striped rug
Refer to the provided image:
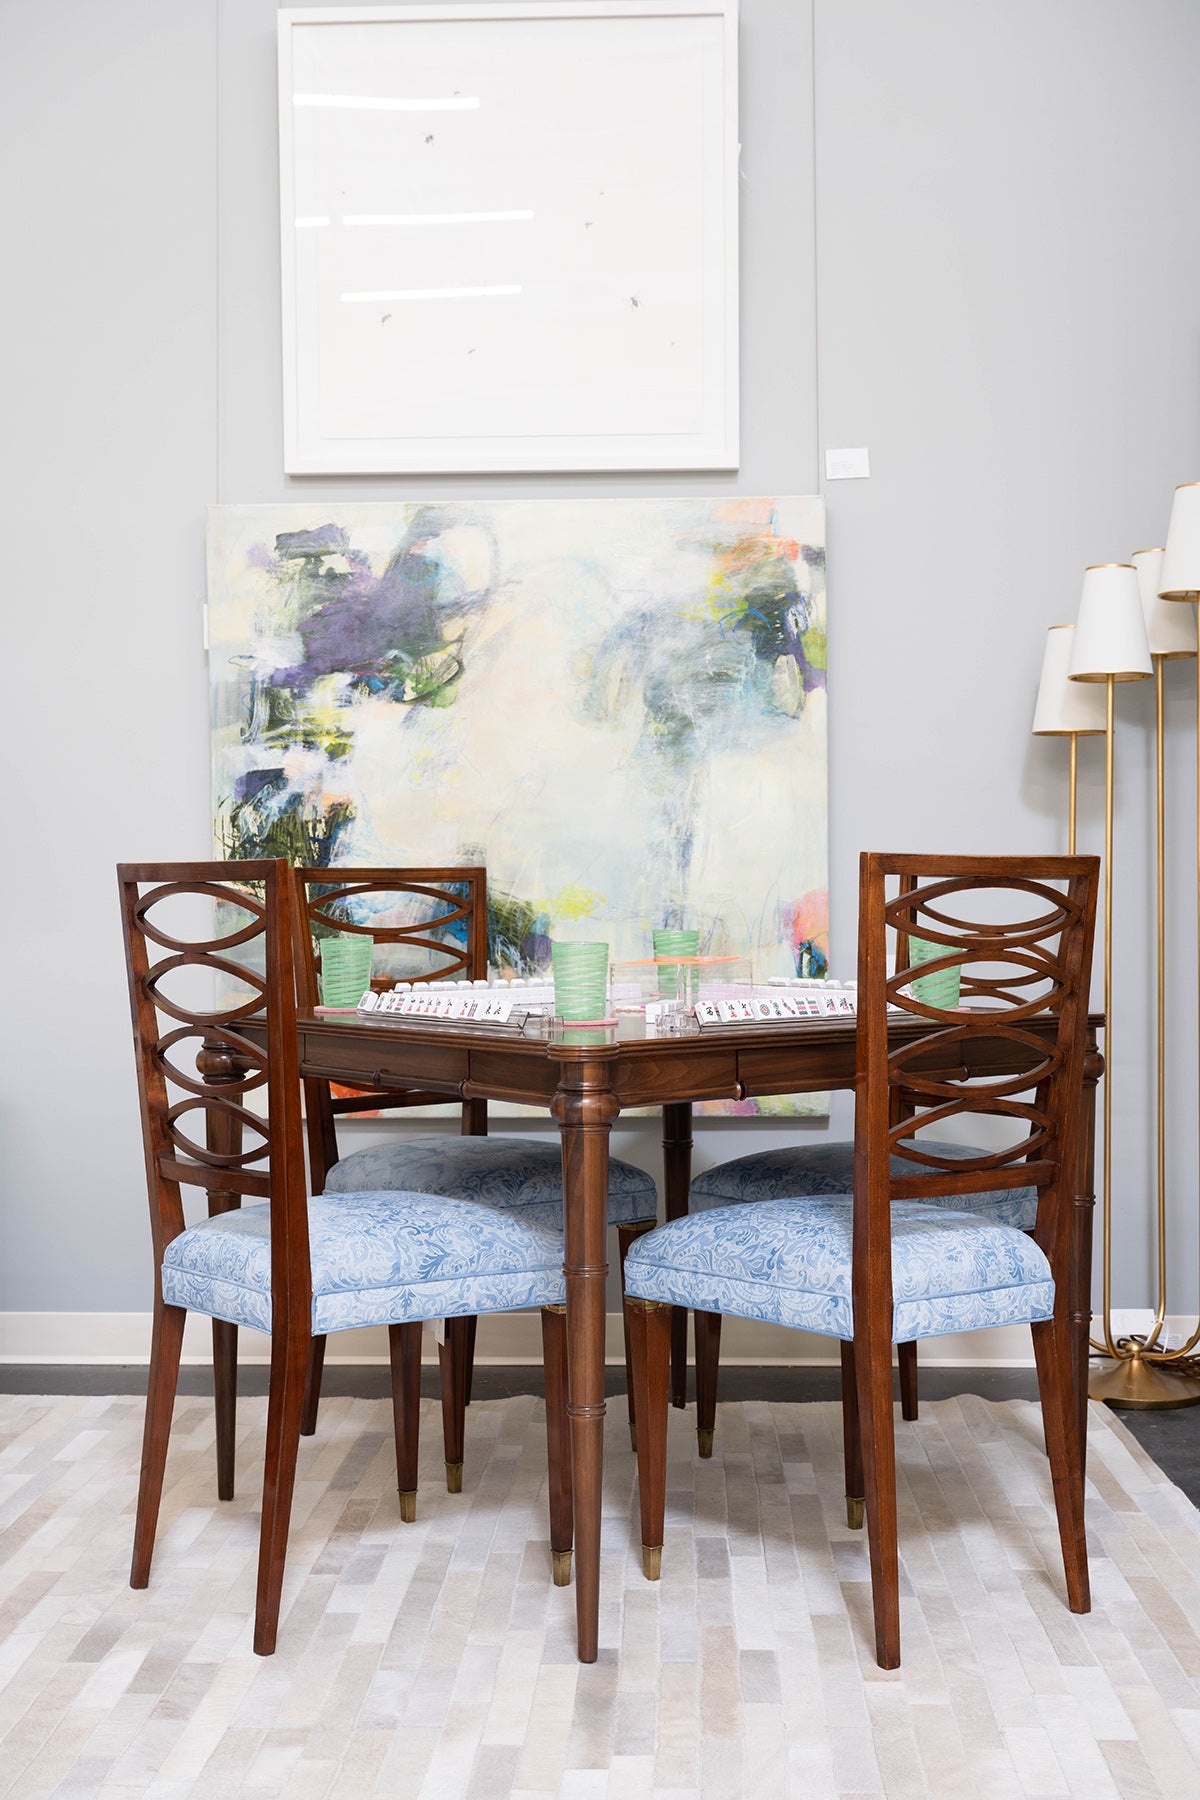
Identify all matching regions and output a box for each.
[1,1391,1197,1798]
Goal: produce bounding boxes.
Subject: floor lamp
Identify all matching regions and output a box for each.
[1066,567,1154,1401]
[1032,624,1107,850]
[1100,484,1200,1403]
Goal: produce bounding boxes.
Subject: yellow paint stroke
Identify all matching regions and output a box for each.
[538,883,606,923]
[673,523,803,630]
[408,737,460,788]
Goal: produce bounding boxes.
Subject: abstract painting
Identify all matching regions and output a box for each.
[208,498,827,1116]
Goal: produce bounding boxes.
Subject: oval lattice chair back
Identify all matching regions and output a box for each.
[119,858,580,1653]
[622,851,1099,1670]
[851,852,1100,1663]
[291,865,490,1180]
[118,860,311,1653]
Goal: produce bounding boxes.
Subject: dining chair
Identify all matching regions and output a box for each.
[291,866,658,1467]
[623,851,1099,1668]
[686,876,1038,1437]
[119,859,576,1657]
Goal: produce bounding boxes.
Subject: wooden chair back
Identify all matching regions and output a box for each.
[117,859,310,1324]
[290,866,489,1185]
[854,852,1100,1313]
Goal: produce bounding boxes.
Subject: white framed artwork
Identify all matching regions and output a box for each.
[278,2,739,473]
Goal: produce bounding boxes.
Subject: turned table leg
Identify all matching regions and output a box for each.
[554,1058,618,1664]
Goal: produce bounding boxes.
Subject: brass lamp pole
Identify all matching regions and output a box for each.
[1032,624,1107,851]
[1065,566,1154,1401]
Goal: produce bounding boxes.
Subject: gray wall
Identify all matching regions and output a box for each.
[4,0,1200,1324]
[1,0,218,1316]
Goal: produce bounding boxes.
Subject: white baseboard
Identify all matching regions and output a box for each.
[0,1310,1073,1368]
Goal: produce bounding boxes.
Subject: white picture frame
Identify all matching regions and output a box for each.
[278,2,739,473]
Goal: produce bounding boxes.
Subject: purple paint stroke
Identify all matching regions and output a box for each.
[268,510,496,697]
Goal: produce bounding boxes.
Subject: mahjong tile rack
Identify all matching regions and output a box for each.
[694,979,860,1029]
[349,978,556,1034]
[325,974,871,1036]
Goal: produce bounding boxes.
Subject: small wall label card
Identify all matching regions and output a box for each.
[359,990,516,1024]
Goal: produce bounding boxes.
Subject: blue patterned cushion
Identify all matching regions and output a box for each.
[624,1197,1054,1342]
[161,1192,567,1335]
[690,1140,1038,1230]
[324,1134,657,1227]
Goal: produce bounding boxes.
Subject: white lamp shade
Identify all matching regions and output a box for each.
[1032,626,1108,734]
[1134,547,1197,658]
[1160,483,1200,599]
[1067,564,1152,681]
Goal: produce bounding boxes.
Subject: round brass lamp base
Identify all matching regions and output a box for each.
[1089,1351,1200,1410]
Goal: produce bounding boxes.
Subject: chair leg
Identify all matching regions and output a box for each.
[670,1308,689,1411]
[460,1097,487,1406]
[213,1319,237,1500]
[438,1316,471,1493]
[253,1317,311,1656]
[1031,1318,1090,1614]
[618,1222,657,1451]
[694,1310,722,1458]
[855,1324,901,1669]
[299,1334,326,1437]
[205,1128,241,1484]
[389,1321,422,1524]
[897,1339,919,1422]
[541,1306,574,1586]
[627,1298,671,1580]
[131,1300,186,1590]
[840,1340,865,1529]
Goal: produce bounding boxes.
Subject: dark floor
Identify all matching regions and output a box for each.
[5,1361,1198,1507]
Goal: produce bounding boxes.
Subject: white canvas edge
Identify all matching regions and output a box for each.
[277,0,739,473]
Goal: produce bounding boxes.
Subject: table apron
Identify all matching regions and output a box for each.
[297,1029,1068,1113]
[296,1031,468,1095]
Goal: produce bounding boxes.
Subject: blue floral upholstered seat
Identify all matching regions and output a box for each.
[314,1139,658,1455]
[162,1193,570,1336]
[304,1135,656,1452]
[623,1196,1054,1344]
[324,1134,658,1229]
[689,1141,1039,1230]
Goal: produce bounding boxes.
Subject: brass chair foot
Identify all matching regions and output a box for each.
[399,1490,417,1524]
[552,1549,573,1587]
[445,1462,463,1494]
[642,1545,662,1581]
[697,1428,714,1459]
[846,1496,865,1530]
[629,1421,637,1453]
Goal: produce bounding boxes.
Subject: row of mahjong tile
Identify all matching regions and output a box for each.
[697,989,858,1025]
[357,975,863,1027]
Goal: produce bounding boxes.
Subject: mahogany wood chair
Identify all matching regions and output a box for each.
[686,877,1040,1441]
[291,866,658,1469]
[119,859,576,1656]
[624,852,1099,1668]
